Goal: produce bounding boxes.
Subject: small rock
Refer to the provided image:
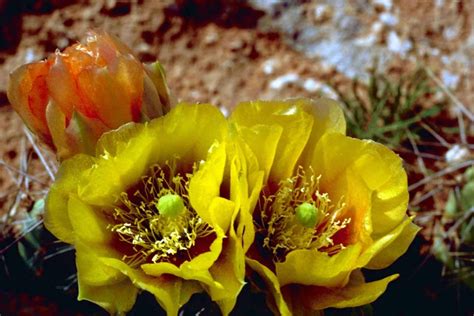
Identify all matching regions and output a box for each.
[387,31,412,55]
[445,145,470,163]
[269,73,299,90]
[441,70,460,89]
[303,78,321,92]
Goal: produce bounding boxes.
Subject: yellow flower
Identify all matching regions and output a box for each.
[44,103,250,315]
[8,31,173,160]
[230,98,419,315]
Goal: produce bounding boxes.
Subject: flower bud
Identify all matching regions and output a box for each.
[7,31,174,160]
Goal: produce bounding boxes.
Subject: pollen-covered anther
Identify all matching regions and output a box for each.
[258,166,350,262]
[108,161,214,267]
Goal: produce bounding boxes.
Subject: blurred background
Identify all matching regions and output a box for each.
[0,0,473,315]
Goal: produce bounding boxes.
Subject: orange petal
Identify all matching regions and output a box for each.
[8,62,52,145]
[46,54,81,120]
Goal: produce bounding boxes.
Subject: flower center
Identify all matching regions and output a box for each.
[256,166,350,262]
[109,160,214,267]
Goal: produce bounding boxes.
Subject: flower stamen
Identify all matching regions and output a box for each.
[109,160,214,267]
[257,166,350,262]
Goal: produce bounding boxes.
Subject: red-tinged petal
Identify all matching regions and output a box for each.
[284,272,398,310]
[8,62,52,145]
[47,54,82,120]
[113,57,144,122]
[75,67,128,128]
[65,110,109,157]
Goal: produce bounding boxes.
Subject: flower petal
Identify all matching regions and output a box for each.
[275,243,362,287]
[79,123,154,206]
[189,142,227,225]
[44,154,95,243]
[246,258,292,316]
[297,97,346,166]
[312,133,411,242]
[209,237,245,314]
[366,219,420,269]
[68,195,112,246]
[208,197,235,233]
[104,258,202,315]
[231,100,313,181]
[77,276,138,315]
[289,271,398,310]
[8,62,52,145]
[45,100,71,159]
[231,123,282,184]
[357,216,417,268]
[148,103,227,165]
[140,226,226,290]
[47,54,83,120]
[75,241,125,287]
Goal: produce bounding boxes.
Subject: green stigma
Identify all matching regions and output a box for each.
[156,194,185,218]
[295,202,319,228]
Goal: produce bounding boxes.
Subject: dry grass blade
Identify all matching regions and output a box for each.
[409,160,474,191]
[425,68,474,122]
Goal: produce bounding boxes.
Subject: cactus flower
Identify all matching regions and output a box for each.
[231,98,420,315]
[44,103,256,315]
[7,31,173,160]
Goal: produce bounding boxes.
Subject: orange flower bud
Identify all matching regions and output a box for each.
[7,31,173,160]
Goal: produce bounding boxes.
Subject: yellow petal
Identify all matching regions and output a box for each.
[311,133,366,185]
[188,142,226,225]
[95,121,146,156]
[246,258,292,316]
[44,154,95,243]
[208,197,235,233]
[231,100,313,181]
[209,236,245,314]
[357,216,417,268]
[81,103,227,207]
[208,189,247,313]
[141,261,221,291]
[78,276,138,315]
[148,102,227,165]
[104,258,202,315]
[79,123,154,206]
[232,123,282,184]
[312,133,410,240]
[141,228,225,290]
[292,272,398,310]
[297,97,346,166]
[225,137,263,252]
[75,241,125,287]
[67,195,111,245]
[275,243,362,288]
[366,219,420,269]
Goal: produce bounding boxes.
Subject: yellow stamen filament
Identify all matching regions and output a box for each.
[258,166,350,262]
[109,161,214,267]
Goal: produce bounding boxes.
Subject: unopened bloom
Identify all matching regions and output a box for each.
[230,98,419,315]
[8,31,173,160]
[44,104,252,315]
